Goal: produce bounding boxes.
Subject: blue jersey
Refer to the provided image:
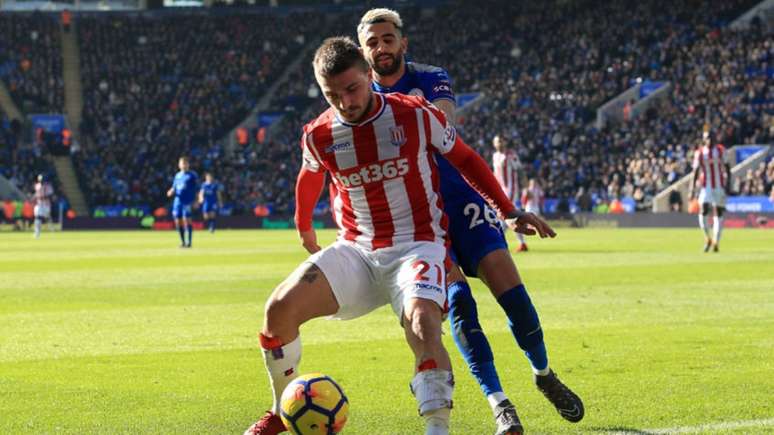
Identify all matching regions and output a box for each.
[372,61,507,277]
[200,182,220,204]
[171,170,198,205]
[372,62,479,203]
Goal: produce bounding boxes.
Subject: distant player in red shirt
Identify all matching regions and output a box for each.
[522,178,545,216]
[689,131,730,252]
[32,174,54,238]
[244,37,554,435]
[492,134,528,252]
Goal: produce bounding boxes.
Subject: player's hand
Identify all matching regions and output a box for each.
[504,210,556,238]
[299,230,321,254]
[167,188,174,197]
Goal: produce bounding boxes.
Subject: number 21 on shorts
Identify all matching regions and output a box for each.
[412,260,444,285]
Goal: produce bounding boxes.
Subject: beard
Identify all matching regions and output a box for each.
[350,90,375,124]
[371,50,404,76]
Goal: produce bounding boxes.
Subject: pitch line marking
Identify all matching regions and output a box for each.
[603,417,774,434]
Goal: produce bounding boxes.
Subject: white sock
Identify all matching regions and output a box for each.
[424,408,450,435]
[34,218,41,237]
[713,216,724,244]
[261,335,301,414]
[516,232,525,244]
[486,391,508,410]
[698,214,710,238]
[411,368,453,433]
[534,365,550,376]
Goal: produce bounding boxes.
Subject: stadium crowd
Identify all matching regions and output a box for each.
[1,1,771,216]
[1,114,61,220]
[0,13,64,115]
[72,11,315,212]
[264,0,769,212]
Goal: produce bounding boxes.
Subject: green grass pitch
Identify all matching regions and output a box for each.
[1,228,773,434]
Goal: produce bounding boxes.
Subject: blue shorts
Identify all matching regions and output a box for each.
[202,202,218,214]
[172,200,193,219]
[445,195,509,277]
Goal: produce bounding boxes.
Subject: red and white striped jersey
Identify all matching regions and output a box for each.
[300,93,457,251]
[522,185,544,213]
[692,144,727,189]
[492,150,521,202]
[34,182,53,207]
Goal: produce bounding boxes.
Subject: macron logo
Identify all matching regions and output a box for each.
[325,142,353,153]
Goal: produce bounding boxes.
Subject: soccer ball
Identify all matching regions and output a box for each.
[279,373,349,434]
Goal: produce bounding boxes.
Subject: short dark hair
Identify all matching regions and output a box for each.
[313,36,369,78]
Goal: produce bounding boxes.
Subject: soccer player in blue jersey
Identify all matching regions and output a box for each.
[358,9,584,434]
[199,172,222,233]
[167,156,198,248]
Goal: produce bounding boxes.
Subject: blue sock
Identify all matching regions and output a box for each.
[209,218,216,232]
[177,226,186,245]
[186,224,193,246]
[497,284,548,371]
[448,280,503,396]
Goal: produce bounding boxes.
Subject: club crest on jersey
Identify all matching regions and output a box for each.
[389,126,407,147]
[443,125,457,148]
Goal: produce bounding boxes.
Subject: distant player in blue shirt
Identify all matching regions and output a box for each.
[167,156,198,248]
[199,172,222,233]
[358,9,584,434]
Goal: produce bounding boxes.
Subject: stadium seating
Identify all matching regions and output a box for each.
[266,0,770,212]
[73,11,316,211]
[0,13,65,115]
[2,1,767,216]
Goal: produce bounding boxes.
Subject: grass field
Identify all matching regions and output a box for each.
[1,228,773,434]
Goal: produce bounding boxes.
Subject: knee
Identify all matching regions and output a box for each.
[264,283,299,329]
[407,300,442,342]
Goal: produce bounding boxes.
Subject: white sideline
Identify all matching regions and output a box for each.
[604,417,774,434]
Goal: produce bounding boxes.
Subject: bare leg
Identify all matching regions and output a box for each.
[261,263,339,415]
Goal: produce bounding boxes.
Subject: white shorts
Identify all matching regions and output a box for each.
[698,188,726,207]
[34,204,51,218]
[306,240,447,321]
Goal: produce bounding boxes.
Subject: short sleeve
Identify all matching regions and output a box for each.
[422,98,458,155]
[301,131,322,172]
[423,68,455,103]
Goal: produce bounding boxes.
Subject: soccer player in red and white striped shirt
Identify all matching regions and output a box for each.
[32,174,54,238]
[689,131,730,252]
[492,134,528,252]
[245,37,554,435]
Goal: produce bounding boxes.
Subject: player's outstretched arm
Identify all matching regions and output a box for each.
[294,167,326,254]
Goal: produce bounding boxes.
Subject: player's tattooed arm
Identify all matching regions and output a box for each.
[300,265,322,284]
